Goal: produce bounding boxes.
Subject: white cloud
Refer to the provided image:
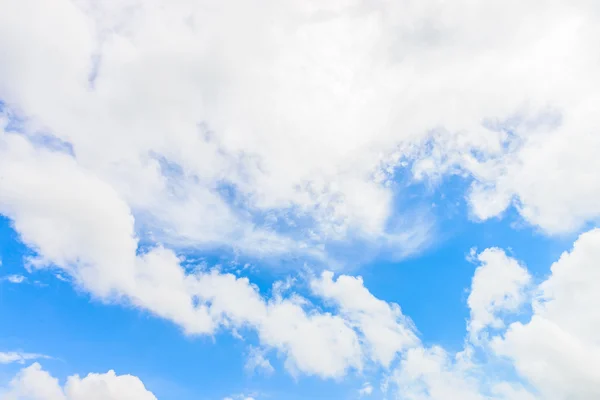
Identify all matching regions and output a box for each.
[392,346,487,400]
[0,352,48,365]
[493,228,600,400]
[3,275,26,284]
[223,396,255,400]
[1,0,598,264]
[223,393,257,400]
[467,248,531,341]
[311,271,418,367]
[1,364,65,400]
[0,127,425,379]
[389,343,539,400]
[0,0,429,261]
[180,268,366,378]
[359,382,373,396]
[1,363,157,400]
[389,228,600,400]
[2,115,599,393]
[461,116,600,233]
[244,347,274,375]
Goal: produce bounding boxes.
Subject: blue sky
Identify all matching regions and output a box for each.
[1,1,600,400]
[0,184,582,399]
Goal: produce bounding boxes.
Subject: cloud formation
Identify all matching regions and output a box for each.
[1,0,600,399]
[493,229,600,400]
[0,126,419,379]
[467,248,531,341]
[1,229,600,399]
[2,275,26,284]
[2,0,599,264]
[389,229,600,400]
[0,363,157,400]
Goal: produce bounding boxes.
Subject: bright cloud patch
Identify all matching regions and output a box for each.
[388,229,600,400]
[1,363,157,400]
[2,0,600,260]
[467,248,531,341]
[493,229,600,400]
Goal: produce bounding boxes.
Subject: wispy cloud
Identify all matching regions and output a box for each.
[359,382,373,396]
[0,351,50,365]
[2,274,26,284]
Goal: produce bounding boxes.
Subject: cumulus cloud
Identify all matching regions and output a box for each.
[0,363,157,400]
[0,0,430,262]
[311,271,418,367]
[389,229,600,400]
[467,248,531,341]
[1,0,598,265]
[493,229,600,400]
[0,123,422,379]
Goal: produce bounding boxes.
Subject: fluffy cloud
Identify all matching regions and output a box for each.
[390,229,600,400]
[467,248,531,341]
[244,347,274,375]
[390,344,537,400]
[460,114,600,233]
[2,0,599,262]
[493,229,600,400]
[0,123,420,379]
[0,0,427,260]
[0,363,157,400]
[392,346,487,400]
[311,271,418,367]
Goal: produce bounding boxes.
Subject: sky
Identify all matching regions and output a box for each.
[0,0,600,399]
